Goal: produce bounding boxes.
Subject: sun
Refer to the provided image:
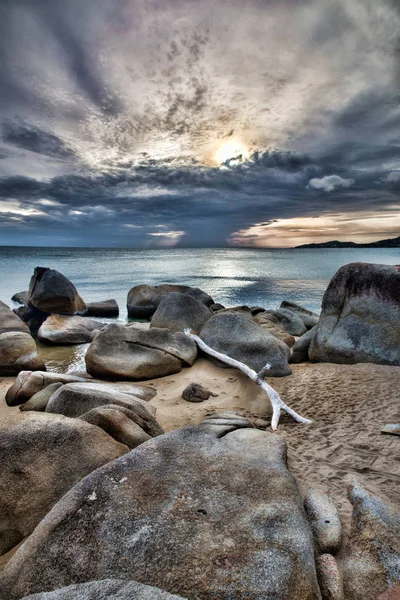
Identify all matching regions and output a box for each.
[215,140,249,164]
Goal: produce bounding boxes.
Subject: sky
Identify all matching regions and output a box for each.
[0,0,399,248]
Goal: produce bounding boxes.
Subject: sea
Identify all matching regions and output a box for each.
[1,246,399,372]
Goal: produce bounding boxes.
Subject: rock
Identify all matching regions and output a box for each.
[21,579,187,599]
[181,382,217,403]
[20,382,63,412]
[13,306,49,337]
[309,263,400,365]
[304,488,342,555]
[0,415,321,600]
[280,301,319,330]
[261,309,307,336]
[46,383,161,435]
[27,267,86,315]
[290,327,317,363]
[209,303,225,311]
[0,412,127,557]
[79,405,158,449]
[11,291,28,305]
[342,481,400,600]
[381,424,400,436]
[85,324,197,380]
[38,315,106,345]
[316,554,344,600]
[85,299,119,318]
[0,332,45,376]
[253,312,296,347]
[5,371,90,406]
[200,312,292,376]
[0,300,30,334]
[127,284,214,319]
[253,418,270,430]
[150,292,213,334]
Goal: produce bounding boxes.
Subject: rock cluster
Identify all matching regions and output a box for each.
[127,283,214,319]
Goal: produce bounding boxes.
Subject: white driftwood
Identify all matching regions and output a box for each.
[184,329,312,431]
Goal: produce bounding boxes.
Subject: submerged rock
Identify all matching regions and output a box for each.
[21,579,187,599]
[309,263,400,365]
[27,267,86,315]
[0,332,45,376]
[85,324,197,380]
[127,284,214,319]
[150,292,213,334]
[200,311,292,376]
[0,412,127,557]
[38,314,106,345]
[0,414,321,600]
[342,481,400,600]
[181,382,218,403]
[85,299,119,318]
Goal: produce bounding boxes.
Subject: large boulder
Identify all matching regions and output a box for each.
[200,312,292,376]
[150,292,213,334]
[309,263,400,365]
[0,414,321,600]
[21,579,187,599]
[85,299,119,318]
[27,267,86,315]
[343,481,400,600]
[280,301,319,330]
[5,371,90,406]
[37,315,106,345]
[85,324,197,380]
[127,284,214,319]
[0,332,45,375]
[0,300,30,334]
[0,412,127,557]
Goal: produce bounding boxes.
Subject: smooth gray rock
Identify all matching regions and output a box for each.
[309,263,400,365]
[342,481,400,600]
[20,382,63,412]
[0,412,127,557]
[262,309,307,336]
[85,299,119,318]
[304,487,342,556]
[290,327,316,363]
[21,579,187,599]
[253,312,296,347]
[150,292,213,334]
[11,291,28,305]
[0,332,45,376]
[5,371,90,406]
[200,311,292,376]
[0,415,321,600]
[85,324,197,380]
[0,300,30,334]
[280,301,319,330]
[127,284,214,319]
[27,267,86,315]
[38,314,106,345]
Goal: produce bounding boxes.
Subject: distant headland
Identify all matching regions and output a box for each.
[295,235,400,249]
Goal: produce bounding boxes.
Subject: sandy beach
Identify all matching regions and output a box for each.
[1,358,398,572]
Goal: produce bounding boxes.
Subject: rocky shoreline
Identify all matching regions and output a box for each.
[0,262,399,599]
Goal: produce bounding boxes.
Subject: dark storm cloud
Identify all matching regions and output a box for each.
[0,0,399,246]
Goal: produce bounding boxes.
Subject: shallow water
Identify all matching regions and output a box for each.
[1,246,399,372]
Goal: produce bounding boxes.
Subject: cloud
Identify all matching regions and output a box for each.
[307,175,355,192]
[383,171,400,183]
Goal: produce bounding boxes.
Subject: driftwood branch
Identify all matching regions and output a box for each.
[184,329,312,431]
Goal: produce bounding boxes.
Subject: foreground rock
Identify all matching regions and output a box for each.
[85,324,197,380]
[20,382,63,412]
[181,382,217,402]
[304,488,342,556]
[290,327,316,363]
[85,299,119,317]
[21,579,186,599]
[0,414,320,600]
[280,301,319,330]
[38,314,106,345]
[0,412,127,557]
[316,554,344,600]
[127,284,214,319]
[0,300,30,334]
[309,263,400,365]
[200,312,292,376]
[5,371,90,406]
[343,481,400,600]
[0,332,45,375]
[27,267,86,314]
[151,292,213,334]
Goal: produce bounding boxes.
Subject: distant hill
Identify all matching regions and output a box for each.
[295,235,400,249]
